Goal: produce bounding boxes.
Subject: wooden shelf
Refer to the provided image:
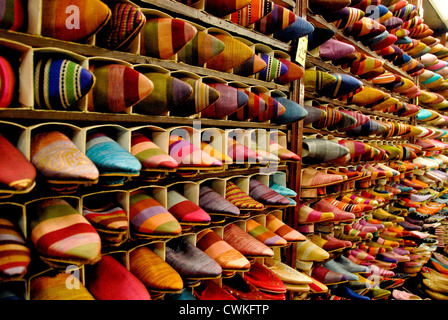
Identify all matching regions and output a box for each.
[137,0,293,52]
[0,29,290,92]
[307,13,413,81]
[9,164,289,203]
[0,108,288,130]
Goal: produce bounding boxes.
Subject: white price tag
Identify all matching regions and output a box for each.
[295,37,308,67]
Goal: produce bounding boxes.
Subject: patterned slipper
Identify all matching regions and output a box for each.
[249,179,291,206]
[96,2,146,51]
[31,131,99,187]
[35,58,95,110]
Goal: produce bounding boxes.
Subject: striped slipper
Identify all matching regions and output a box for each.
[29,198,102,266]
[177,28,226,66]
[88,64,154,113]
[199,185,240,217]
[225,181,264,210]
[246,219,288,246]
[140,18,197,59]
[129,189,182,236]
[197,228,251,271]
[269,139,300,161]
[82,200,128,243]
[167,190,211,225]
[223,223,275,257]
[132,71,192,116]
[229,89,267,121]
[0,217,30,278]
[96,2,146,50]
[249,179,291,206]
[254,53,288,82]
[169,135,223,168]
[230,0,273,27]
[131,131,178,170]
[205,0,251,17]
[169,77,220,117]
[266,213,305,242]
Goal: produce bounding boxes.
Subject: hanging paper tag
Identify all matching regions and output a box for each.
[295,37,308,67]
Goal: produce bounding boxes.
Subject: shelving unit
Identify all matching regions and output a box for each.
[0,0,307,301]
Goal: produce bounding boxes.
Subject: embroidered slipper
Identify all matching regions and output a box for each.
[31,131,99,188]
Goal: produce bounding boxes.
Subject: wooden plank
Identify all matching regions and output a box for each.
[0,109,288,130]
